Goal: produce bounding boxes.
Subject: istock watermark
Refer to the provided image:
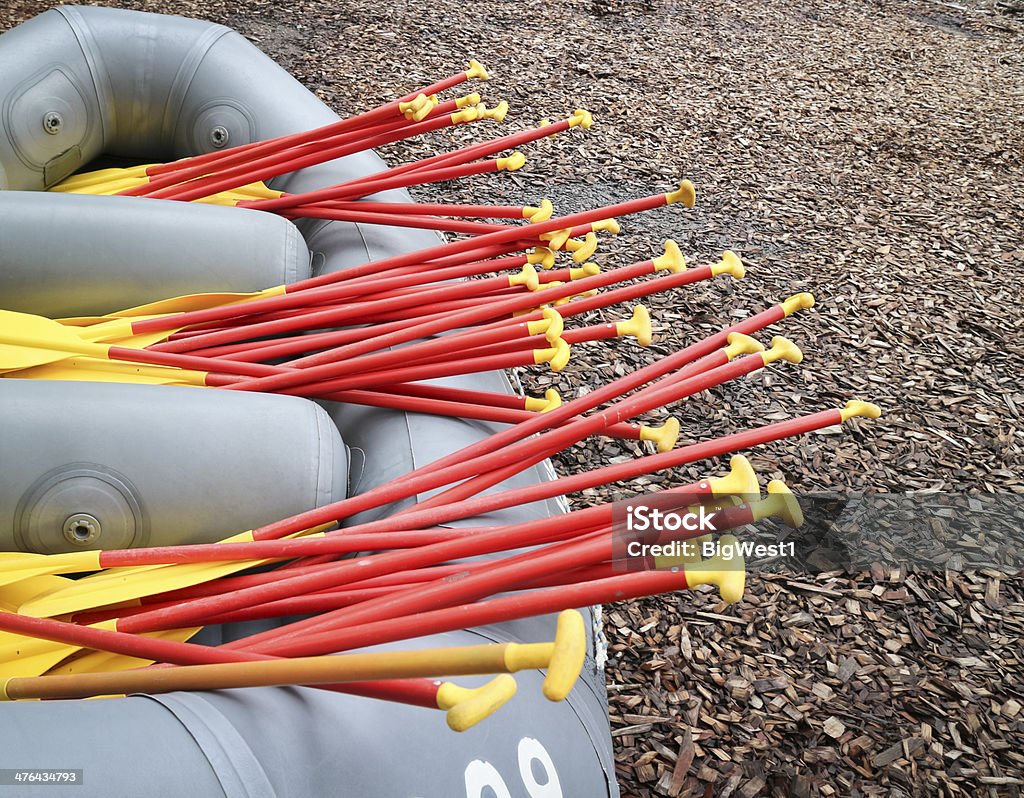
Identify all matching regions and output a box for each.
[610,490,1024,576]
[612,492,761,573]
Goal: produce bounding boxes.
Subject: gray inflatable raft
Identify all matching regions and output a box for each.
[0,7,619,797]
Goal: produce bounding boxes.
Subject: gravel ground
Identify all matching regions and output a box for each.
[2,0,1023,795]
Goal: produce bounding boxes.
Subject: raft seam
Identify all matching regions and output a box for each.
[53,6,112,148]
[161,24,233,154]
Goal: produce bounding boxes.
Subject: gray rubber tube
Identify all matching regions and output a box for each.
[0,7,618,797]
[0,380,347,551]
[0,192,311,317]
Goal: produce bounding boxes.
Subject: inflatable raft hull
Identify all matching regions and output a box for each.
[0,7,619,797]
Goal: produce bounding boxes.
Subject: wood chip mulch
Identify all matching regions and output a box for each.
[2,0,1022,794]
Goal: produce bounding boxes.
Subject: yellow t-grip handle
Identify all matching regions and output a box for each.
[683,534,746,603]
[455,92,482,108]
[640,417,681,453]
[568,263,601,281]
[712,251,746,279]
[524,387,563,413]
[592,218,621,235]
[616,305,652,346]
[527,246,555,269]
[451,105,483,124]
[466,59,490,80]
[508,263,540,291]
[543,609,587,701]
[436,674,517,732]
[750,480,804,527]
[497,152,526,171]
[707,455,759,497]
[540,228,572,250]
[533,337,571,371]
[565,232,598,263]
[483,101,509,122]
[782,292,816,316]
[653,240,686,273]
[761,336,803,365]
[525,200,554,224]
[665,179,697,207]
[501,610,586,702]
[840,400,882,421]
[568,109,593,129]
[399,94,431,120]
[724,333,764,360]
[526,307,565,343]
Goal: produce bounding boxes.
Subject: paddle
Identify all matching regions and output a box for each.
[0,610,585,705]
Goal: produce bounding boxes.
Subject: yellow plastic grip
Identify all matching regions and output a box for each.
[526,247,555,269]
[566,232,598,263]
[664,179,697,207]
[652,240,686,273]
[568,263,600,281]
[534,338,571,371]
[541,307,564,341]
[708,455,759,497]
[532,387,562,412]
[0,678,10,701]
[508,263,540,291]
[723,333,764,360]
[840,400,883,421]
[751,480,804,527]
[497,152,526,171]
[525,199,554,224]
[541,610,586,701]
[455,92,482,108]
[526,307,564,342]
[466,59,490,80]
[683,534,746,603]
[568,109,593,129]
[451,106,482,124]
[436,674,517,732]
[616,305,652,346]
[540,228,571,250]
[592,218,621,235]
[761,336,803,365]
[712,251,746,279]
[782,292,816,317]
[484,101,509,122]
[639,417,681,453]
[398,94,430,119]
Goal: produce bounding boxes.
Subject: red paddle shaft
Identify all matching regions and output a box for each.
[0,613,442,709]
[128,184,690,334]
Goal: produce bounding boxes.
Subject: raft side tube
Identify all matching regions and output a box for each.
[0,380,347,552]
[0,192,311,316]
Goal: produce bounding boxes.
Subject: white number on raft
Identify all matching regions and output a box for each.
[462,738,563,798]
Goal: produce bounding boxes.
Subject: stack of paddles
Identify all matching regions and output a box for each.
[0,60,882,731]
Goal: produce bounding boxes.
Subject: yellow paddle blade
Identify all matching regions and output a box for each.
[193,180,283,205]
[49,165,153,193]
[20,558,279,618]
[0,309,101,372]
[0,648,79,679]
[0,618,153,679]
[56,316,113,327]
[109,285,286,317]
[0,573,75,612]
[18,527,329,618]
[0,619,118,662]
[7,356,206,386]
[0,551,101,589]
[45,627,203,675]
[48,315,184,349]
